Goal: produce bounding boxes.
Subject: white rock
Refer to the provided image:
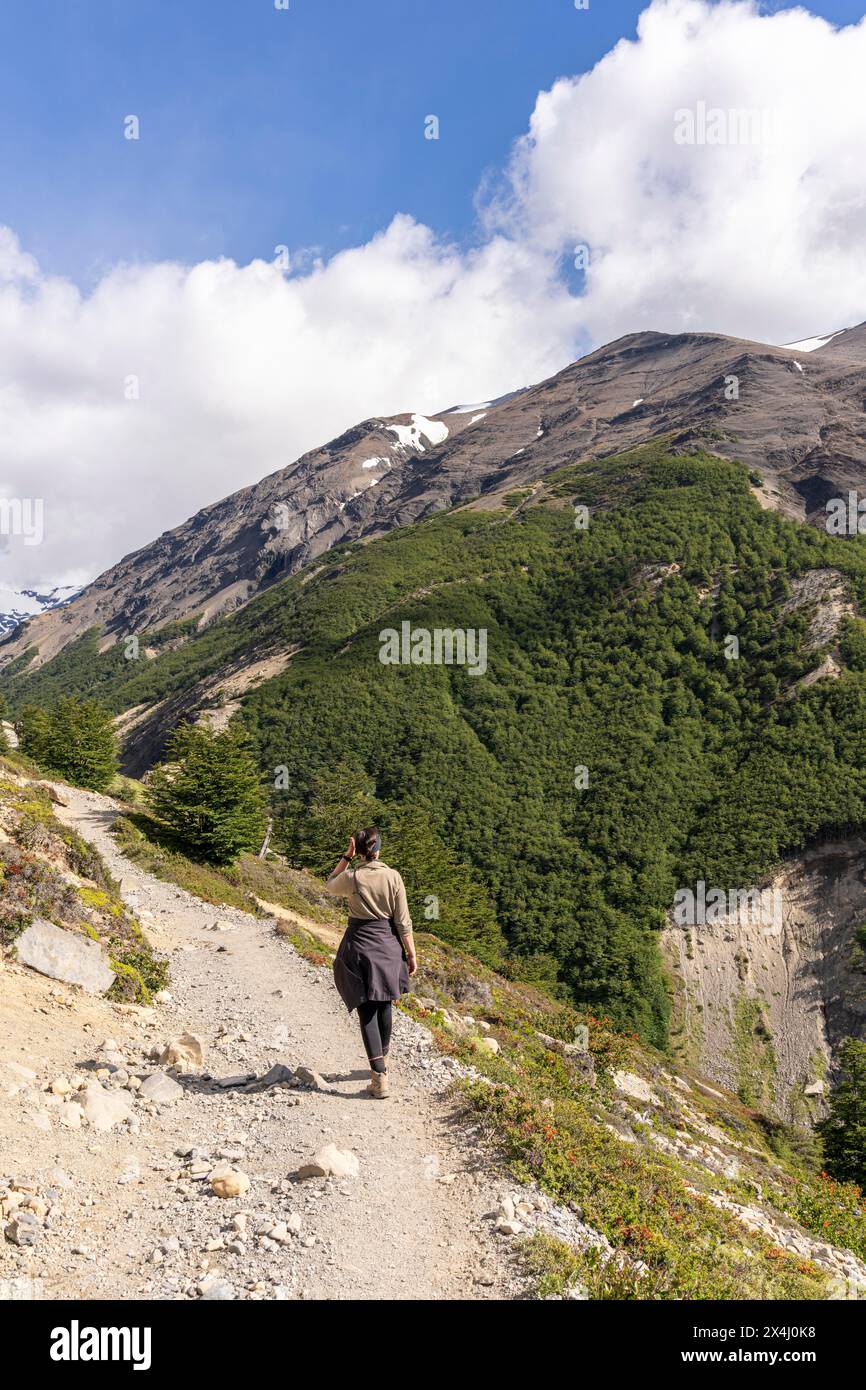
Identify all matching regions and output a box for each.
[138,1071,184,1104]
[4,1062,37,1081]
[158,1033,204,1072]
[81,1082,132,1132]
[297,1143,360,1180]
[210,1170,251,1199]
[15,919,115,994]
[613,1071,659,1105]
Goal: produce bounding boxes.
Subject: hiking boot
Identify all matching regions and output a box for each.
[365,1070,389,1099]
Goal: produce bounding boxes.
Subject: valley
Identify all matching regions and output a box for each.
[4,326,866,1301]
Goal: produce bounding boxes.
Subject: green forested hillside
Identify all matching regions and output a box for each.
[8,441,866,1043]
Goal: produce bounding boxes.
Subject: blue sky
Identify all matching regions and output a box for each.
[2,0,860,285]
[4,0,866,592]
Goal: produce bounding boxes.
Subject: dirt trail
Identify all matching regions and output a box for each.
[1,785,521,1301]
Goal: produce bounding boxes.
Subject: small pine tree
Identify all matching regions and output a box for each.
[148,723,268,865]
[817,1038,866,1188]
[19,697,118,791]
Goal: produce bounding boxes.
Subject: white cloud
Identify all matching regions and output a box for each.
[0,219,578,587]
[505,0,866,345]
[4,0,866,588]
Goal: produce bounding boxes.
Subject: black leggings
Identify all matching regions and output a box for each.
[357,1001,392,1073]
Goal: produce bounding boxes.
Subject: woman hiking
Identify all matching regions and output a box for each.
[324,826,417,1099]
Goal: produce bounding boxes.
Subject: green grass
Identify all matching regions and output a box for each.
[732,996,778,1109]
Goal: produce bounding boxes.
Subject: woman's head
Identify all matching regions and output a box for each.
[355,826,382,860]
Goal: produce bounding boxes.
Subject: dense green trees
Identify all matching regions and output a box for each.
[18,696,118,791]
[285,763,503,962]
[147,723,268,865]
[8,444,866,1042]
[385,805,504,963]
[288,762,382,877]
[818,1039,866,1187]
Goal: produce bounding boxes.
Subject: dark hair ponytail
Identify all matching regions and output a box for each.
[356,825,381,860]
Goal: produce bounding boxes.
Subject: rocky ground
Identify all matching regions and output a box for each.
[0,785,583,1302]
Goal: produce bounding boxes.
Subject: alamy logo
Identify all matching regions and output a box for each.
[50,1321,152,1371]
[0,497,44,546]
[673,101,783,146]
[378,621,487,676]
[826,491,866,536]
[673,880,783,937]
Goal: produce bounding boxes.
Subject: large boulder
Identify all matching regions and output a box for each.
[15,919,115,994]
[613,1070,659,1106]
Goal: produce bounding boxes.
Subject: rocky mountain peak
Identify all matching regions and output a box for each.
[6,320,866,674]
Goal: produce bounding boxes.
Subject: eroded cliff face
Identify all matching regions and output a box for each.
[664,840,866,1122]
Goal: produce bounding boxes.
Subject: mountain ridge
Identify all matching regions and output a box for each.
[7,320,866,674]
[10,439,866,1057]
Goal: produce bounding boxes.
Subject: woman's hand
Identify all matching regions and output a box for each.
[406,948,418,977]
[345,836,356,860]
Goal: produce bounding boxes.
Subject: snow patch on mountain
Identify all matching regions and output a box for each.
[781,329,846,353]
[384,414,449,452]
[0,585,79,639]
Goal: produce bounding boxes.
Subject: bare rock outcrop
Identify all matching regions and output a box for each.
[665,839,866,1121]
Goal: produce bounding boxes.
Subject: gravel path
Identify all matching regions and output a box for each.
[1,784,527,1301]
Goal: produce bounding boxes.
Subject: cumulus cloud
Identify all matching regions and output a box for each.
[0,220,579,588]
[3,0,866,588]
[505,0,866,344]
